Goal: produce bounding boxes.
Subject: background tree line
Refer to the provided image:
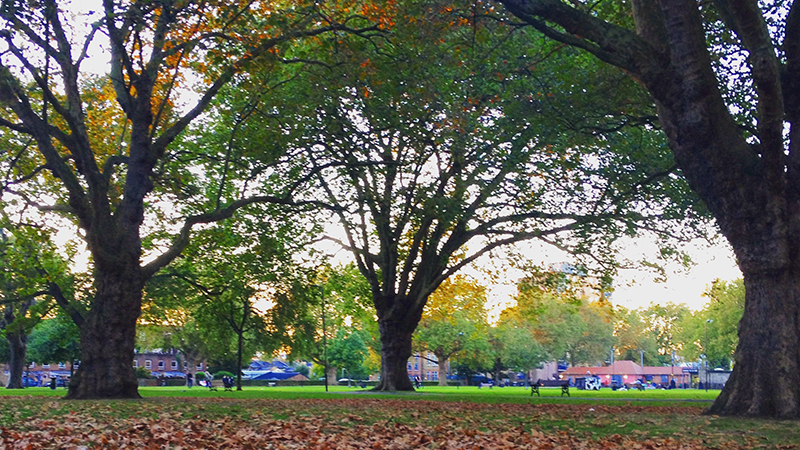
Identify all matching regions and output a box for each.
[4,262,743,389]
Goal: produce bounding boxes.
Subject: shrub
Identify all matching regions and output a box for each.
[135,367,152,379]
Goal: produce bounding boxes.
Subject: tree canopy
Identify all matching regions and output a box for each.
[227,0,702,390]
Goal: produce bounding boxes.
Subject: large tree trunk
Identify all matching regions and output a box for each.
[373,318,415,391]
[5,329,27,389]
[707,262,800,417]
[66,270,143,399]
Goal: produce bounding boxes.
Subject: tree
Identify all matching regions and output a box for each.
[502,268,615,367]
[327,328,370,382]
[638,302,688,365]
[303,264,376,385]
[415,276,490,386]
[146,212,318,390]
[0,0,375,399]
[677,279,744,369]
[614,307,661,366]
[0,225,73,388]
[498,0,800,418]
[569,302,617,367]
[250,1,694,390]
[492,322,546,384]
[26,314,81,374]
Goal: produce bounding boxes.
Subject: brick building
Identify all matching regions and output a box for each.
[406,352,449,382]
[132,350,207,377]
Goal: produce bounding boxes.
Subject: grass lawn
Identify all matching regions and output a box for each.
[0,386,797,448]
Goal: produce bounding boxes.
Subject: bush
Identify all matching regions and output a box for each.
[214,371,235,380]
[135,367,152,379]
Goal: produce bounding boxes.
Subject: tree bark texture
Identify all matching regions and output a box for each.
[373,318,416,391]
[497,0,800,419]
[5,329,27,389]
[65,270,143,399]
[707,268,800,417]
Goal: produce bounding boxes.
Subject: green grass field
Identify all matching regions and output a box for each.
[0,384,719,405]
[0,386,797,448]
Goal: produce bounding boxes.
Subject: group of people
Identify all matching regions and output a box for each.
[185,372,215,388]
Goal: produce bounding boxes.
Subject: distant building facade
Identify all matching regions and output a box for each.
[132,349,207,378]
[561,360,714,388]
[406,352,448,381]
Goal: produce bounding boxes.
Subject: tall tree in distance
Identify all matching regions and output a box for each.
[497,0,800,417]
[638,302,688,365]
[0,0,375,398]
[501,268,615,368]
[415,275,490,386]
[677,279,744,369]
[614,307,661,366]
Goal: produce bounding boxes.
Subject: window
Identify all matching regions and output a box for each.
[196,363,203,371]
[407,363,412,371]
[158,361,165,370]
[42,364,50,369]
[58,362,66,369]
[414,363,418,371]
[133,360,139,368]
[145,360,152,369]
[29,362,36,369]
[171,361,178,370]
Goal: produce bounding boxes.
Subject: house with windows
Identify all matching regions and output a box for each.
[132,349,207,378]
[406,352,446,382]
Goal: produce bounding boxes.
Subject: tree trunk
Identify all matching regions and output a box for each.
[5,329,27,389]
[236,330,244,391]
[326,366,338,385]
[65,270,142,399]
[373,318,415,391]
[707,265,800,417]
[437,356,448,386]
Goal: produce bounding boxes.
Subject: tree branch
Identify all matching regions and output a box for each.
[142,195,328,278]
[497,0,664,80]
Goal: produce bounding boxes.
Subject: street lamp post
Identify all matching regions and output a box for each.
[317,284,328,392]
[704,319,713,391]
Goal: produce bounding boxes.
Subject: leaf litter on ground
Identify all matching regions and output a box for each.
[0,397,798,449]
